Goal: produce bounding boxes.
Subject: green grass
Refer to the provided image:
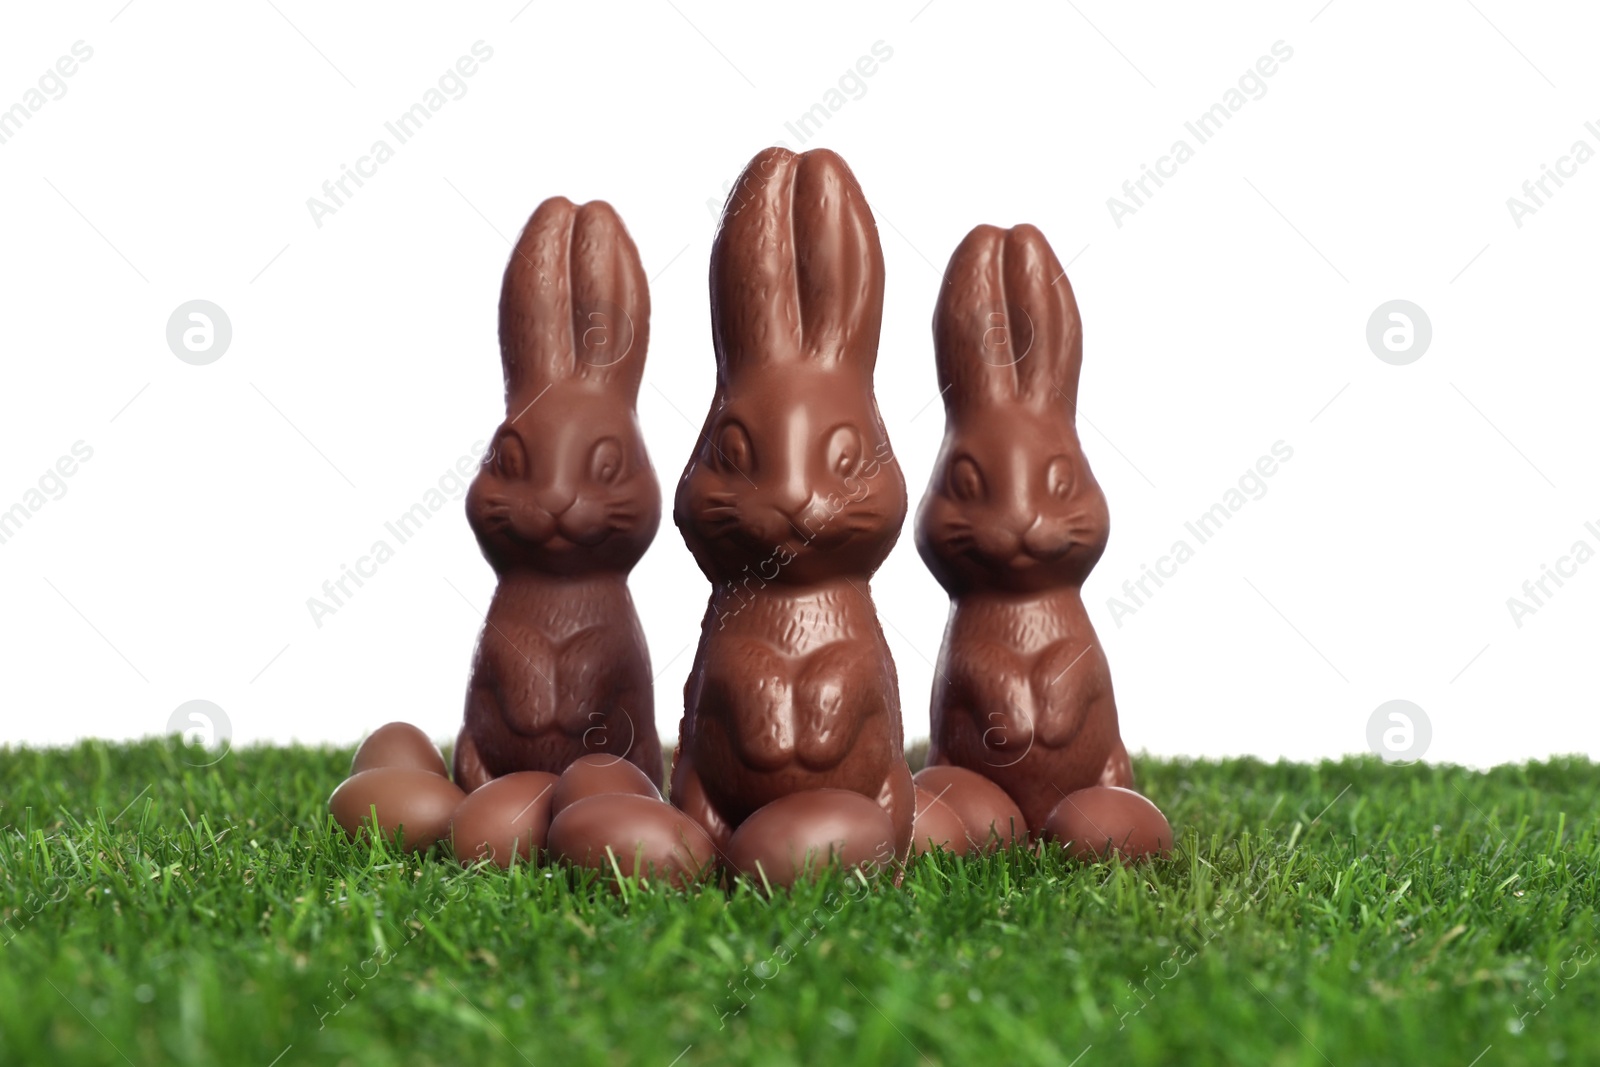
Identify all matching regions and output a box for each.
[2,741,1598,1066]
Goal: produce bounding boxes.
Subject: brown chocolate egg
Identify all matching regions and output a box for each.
[912,765,1027,850]
[726,789,896,887]
[551,753,661,814]
[1043,786,1172,862]
[350,722,448,778]
[449,770,560,867]
[328,767,464,851]
[910,786,971,856]
[546,793,716,887]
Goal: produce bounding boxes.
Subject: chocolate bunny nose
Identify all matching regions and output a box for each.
[778,496,835,539]
[535,490,575,517]
[1022,520,1072,560]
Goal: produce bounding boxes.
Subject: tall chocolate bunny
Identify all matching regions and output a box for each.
[453,197,663,793]
[671,147,914,857]
[917,224,1146,833]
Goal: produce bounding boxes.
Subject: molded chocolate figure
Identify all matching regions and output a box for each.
[671,147,915,858]
[917,223,1157,836]
[453,197,664,793]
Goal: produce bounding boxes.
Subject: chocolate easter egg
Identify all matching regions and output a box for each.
[1043,786,1172,862]
[329,768,464,851]
[547,793,716,887]
[913,765,1026,850]
[910,786,971,856]
[350,722,448,778]
[726,789,896,887]
[551,753,662,814]
[449,770,560,867]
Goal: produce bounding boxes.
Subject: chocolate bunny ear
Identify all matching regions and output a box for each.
[933,224,1083,414]
[499,197,650,405]
[710,147,885,375]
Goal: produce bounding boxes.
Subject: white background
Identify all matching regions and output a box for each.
[2,1,1595,766]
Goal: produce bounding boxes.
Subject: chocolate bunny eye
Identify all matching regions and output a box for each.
[949,456,985,502]
[715,422,753,476]
[826,425,862,477]
[589,436,624,484]
[1047,455,1075,499]
[495,432,528,480]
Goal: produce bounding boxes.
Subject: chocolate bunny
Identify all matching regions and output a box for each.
[916,223,1138,832]
[453,197,663,793]
[670,147,914,856]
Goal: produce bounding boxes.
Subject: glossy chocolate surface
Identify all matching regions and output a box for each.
[909,786,970,857]
[726,789,896,887]
[547,792,717,887]
[912,764,1025,850]
[351,721,448,779]
[1043,785,1172,861]
[453,197,664,792]
[329,768,465,852]
[449,770,559,867]
[669,147,914,859]
[550,752,662,814]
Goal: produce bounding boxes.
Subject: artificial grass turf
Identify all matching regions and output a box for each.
[2,740,1597,1067]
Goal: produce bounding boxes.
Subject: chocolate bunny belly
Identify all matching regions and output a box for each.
[464,576,658,783]
[686,585,900,824]
[931,593,1125,829]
